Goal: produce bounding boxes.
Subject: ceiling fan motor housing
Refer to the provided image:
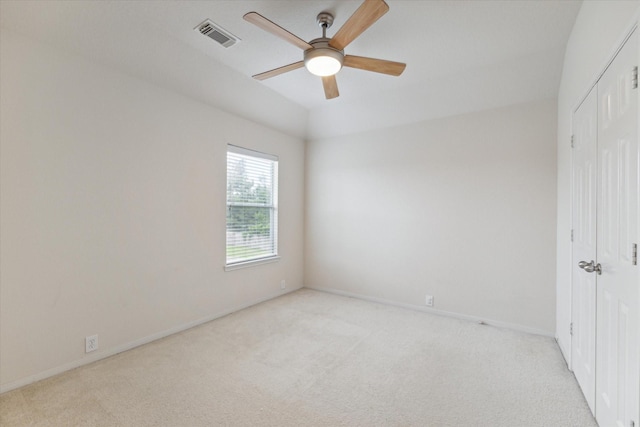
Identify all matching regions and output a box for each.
[304,38,344,76]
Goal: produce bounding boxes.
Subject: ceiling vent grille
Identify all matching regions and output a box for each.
[195,19,240,48]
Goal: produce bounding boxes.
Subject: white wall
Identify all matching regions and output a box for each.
[0,30,305,391]
[555,0,640,363]
[305,99,558,334]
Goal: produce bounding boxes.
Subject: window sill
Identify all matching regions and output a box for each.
[224,256,281,271]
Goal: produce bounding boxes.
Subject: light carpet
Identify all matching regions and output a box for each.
[1,289,596,426]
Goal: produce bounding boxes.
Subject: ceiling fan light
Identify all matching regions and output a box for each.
[306,56,342,76]
[304,48,344,76]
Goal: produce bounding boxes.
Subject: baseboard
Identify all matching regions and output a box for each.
[556,335,571,369]
[0,287,299,394]
[305,285,554,338]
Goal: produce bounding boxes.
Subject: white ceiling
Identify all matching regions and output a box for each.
[0,0,581,140]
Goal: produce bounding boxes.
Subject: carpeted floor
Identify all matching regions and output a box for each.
[1,289,596,426]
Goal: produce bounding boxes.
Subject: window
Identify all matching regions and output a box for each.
[226,145,278,267]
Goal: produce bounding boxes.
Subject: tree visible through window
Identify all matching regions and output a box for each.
[226,145,278,265]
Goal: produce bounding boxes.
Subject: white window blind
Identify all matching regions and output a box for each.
[226,145,278,266]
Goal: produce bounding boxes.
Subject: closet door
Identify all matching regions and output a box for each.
[571,86,598,414]
[595,29,639,427]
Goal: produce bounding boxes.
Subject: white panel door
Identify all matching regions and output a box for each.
[571,86,598,414]
[596,29,639,427]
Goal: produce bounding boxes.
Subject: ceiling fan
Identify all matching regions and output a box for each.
[243,0,406,100]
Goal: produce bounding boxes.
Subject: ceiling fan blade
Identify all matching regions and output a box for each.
[329,0,389,51]
[244,12,313,50]
[322,75,339,99]
[343,55,406,76]
[252,61,305,81]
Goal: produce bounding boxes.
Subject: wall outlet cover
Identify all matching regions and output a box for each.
[425,295,434,307]
[85,335,98,353]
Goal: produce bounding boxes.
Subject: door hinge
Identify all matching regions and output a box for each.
[571,229,574,242]
[569,322,573,336]
[571,135,575,148]
[632,66,638,89]
[633,243,637,266]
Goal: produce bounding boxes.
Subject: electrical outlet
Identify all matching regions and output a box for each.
[280,280,286,290]
[85,335,98,353]
[425,295,434,307]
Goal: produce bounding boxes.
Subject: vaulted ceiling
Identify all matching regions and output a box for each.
[0,0,581,140]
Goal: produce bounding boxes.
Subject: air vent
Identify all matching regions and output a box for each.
[195,19,240,48]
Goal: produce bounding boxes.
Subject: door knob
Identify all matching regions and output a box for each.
[578,260,602,275]
[592,262,602,275]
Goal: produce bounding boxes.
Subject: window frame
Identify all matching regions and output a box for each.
[224,144,279,271]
